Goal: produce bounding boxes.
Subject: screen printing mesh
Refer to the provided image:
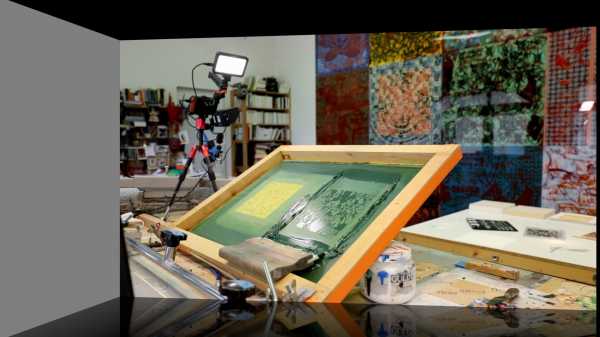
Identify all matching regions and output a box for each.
[192,161,421,281]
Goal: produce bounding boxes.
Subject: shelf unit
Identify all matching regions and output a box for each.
[120,88,183,176]
[230,89,291,176]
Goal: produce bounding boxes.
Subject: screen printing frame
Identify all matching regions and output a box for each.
[170,145,463,302]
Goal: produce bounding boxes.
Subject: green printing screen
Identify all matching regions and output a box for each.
[192,161,421,281]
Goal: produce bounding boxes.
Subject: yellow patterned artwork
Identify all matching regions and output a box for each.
[369,32,443,67]
[235,181,303,219]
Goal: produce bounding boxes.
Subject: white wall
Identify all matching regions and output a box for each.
[120,35,316,177]
[269,36,317,145]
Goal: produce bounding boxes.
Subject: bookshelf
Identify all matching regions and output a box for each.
[230,89,291,176]
[120,88,183,176]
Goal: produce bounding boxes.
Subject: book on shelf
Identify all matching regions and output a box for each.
[247,111,289,125]
[254,143,271,161]
[121,88,166,107]
[248,94,273,109]
[273,96,289,109]
[251,126,289,141]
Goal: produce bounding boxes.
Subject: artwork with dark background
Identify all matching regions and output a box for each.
[316,28,596,218]
[440,146,543,215]
[316,69,370,144]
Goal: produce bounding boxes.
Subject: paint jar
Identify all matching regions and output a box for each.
[359,304,416,337]
[360,241,416,304]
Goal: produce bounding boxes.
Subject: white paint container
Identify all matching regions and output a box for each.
[360,241,416,304]
[359,305,416,337]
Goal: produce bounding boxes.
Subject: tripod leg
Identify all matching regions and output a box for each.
[162,146,197,221]
[203,157,219,193]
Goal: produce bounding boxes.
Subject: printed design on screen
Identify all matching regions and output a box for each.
[316,34,369,75]
[235,181,303,219]
[443,29,545,51]
[316,69,369,144]
[441,35,547,145]
[439,146,542,215]
[542,146,596,216]
[369,55,442,144]
[544,27,596,146]
[369,32,443,67]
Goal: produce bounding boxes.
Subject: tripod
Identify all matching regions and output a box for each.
[161,115,219,222]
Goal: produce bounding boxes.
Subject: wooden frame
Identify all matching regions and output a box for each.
[171,145,463,302]
[397,230,596,285]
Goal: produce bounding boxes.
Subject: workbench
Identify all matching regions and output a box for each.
[344,202,596,309]
[128,196,597,309]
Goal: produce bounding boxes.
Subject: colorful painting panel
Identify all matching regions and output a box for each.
[316,69,369,144]
[369,32,443,67]
[317,34,369,75]
[369,55,442,144]
[545,27,596,146]
[542,145,596,216]
[443,29,545,51]
[441,35,547,145]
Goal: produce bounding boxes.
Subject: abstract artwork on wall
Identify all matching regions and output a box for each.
[317,34,369,76]
[443,29,545,51]
[544,27,597,147]
[369,55,442,144]
[439,146,543,215]
[442,30,494,51]
[314,28,596,218]
[441,35,547,145]
[542,146,596,216]
[316,69,369,144]
[369,32,443,67]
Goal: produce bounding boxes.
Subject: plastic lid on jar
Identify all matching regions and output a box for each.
[378,241,412,262]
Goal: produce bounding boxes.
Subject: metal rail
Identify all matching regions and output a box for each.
[126,237,225,301]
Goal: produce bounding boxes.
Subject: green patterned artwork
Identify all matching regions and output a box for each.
[441,35,547,145]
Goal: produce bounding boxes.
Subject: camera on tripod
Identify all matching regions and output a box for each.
[186,52,248,162]
[162,52,249,221]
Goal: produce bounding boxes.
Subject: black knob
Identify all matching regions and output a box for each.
[219,280,256,304]
[160,229,187,247]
